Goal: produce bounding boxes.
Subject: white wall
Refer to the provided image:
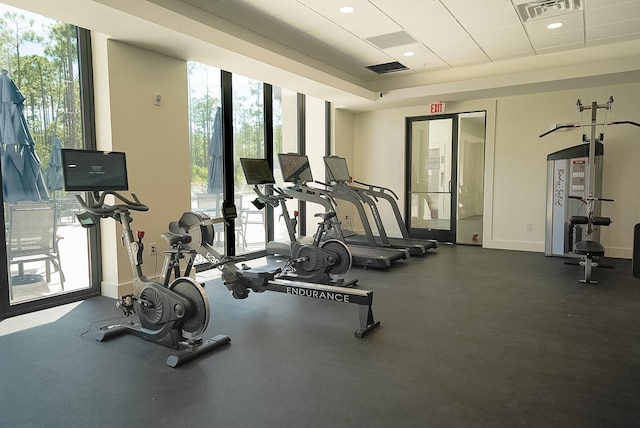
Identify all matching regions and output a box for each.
[348,84,640,258]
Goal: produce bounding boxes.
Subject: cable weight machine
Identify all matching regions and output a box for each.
[541,97,640,283]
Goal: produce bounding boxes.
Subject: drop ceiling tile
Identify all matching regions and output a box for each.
[588,0,640,9]
[414,32,488,65]
[529,28,584,49]
[588,32,640,47]
[234,0,304,17]
[182,0,219,8]
[442,0,517,18]
[302,26,392,66]
[387,1,458,30]
[382,43,447,70]
[201,0,262,26]
[455,7,523,32]
[471,25,534,58]
[366,31,418,49]
[246,19,298,43]
[586,1,640,27]
[338,14,403,39]
[369,0,437,10]
[523,11,584,37]
[268,7,332,33]
[535,42,583,54]
[587,18,640,41]
[304,25,365,46]
[305,0,384,19]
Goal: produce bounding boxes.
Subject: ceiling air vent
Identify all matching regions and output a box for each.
[366,61,409,75]
[515,0,583,22]
[366,31,417,49]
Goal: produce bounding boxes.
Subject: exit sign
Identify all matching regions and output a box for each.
[429,102,445,114]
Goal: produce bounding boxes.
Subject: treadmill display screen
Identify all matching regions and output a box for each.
[61,149,128,191]
[278,153,313,183]
[240,158,275,184]
[324,156,351,183]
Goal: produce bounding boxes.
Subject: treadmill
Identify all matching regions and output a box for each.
[277,153,409,269]
[323,156,438,256]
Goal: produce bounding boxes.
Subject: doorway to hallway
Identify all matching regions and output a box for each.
[406,111,486,245]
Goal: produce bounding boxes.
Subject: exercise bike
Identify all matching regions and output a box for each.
[75,191,230,367]
[568,195,613,283]
[250,184,355,286]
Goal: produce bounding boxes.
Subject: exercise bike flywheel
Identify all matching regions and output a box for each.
[320,239,352,278]
[169,278,211,339]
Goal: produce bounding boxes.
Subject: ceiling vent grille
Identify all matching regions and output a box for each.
[366,61,409,75]
[515,0,583,22]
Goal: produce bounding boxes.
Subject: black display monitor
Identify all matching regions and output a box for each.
[240,158,275,185]
[324,156,351,183]
[278,153,313,183]
[61,149,129,191]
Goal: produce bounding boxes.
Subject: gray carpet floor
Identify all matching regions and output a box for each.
[1,245,639,427]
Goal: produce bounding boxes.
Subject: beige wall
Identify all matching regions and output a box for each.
[348,84,640,258]
[96,39,191,297]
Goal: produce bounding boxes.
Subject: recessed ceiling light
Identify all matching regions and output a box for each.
[403,51,416,57]
[547,22,564,29]
[339,6,355,14]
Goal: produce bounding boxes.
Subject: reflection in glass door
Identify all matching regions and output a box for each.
[407,117,456,242]
[406,112,485,244]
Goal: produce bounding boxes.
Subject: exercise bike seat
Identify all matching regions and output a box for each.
[314,211,336,221]
[575,240,605,257]
[161,231,192,247]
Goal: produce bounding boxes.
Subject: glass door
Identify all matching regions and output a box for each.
[406,112,485,244]
[407,116,457,242]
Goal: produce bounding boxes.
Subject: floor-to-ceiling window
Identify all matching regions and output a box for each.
[187,62,329,259]
[1,3,97,317]
[272,87,298,244]
[186,62,224,255]
[232,73,265,254]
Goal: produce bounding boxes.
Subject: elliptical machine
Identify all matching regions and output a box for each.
[74,190,230,367]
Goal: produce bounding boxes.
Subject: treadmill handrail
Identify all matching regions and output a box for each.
[352,179,399,200]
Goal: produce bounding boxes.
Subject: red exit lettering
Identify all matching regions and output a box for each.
[430,103,444,114]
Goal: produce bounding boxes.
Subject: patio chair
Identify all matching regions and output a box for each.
[7,202,65,299]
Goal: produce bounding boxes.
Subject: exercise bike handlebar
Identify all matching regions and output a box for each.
[252,184,292,204]
[75,190,149,215]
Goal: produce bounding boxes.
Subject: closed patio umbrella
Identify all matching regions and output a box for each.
[45,136,64,191]
[0,69,49,203]
[207,106,223,195]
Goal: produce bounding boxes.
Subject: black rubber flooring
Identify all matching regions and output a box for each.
[1,245,639,427]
